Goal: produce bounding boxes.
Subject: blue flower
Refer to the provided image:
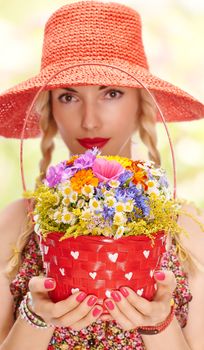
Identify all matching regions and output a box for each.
[118,170,133,185]
[102,205,115,222]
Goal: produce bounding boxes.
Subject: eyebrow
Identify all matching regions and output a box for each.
[61,86,108,92]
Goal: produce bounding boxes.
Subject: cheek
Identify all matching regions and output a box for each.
[114,113,138,134]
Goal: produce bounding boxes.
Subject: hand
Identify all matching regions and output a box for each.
[28,276,103,331]
[102,270,176,331]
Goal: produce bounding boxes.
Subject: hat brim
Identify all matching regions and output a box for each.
[1,60,204,138]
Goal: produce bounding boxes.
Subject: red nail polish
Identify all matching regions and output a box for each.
[92,307,102,317]
[76,292,87,302]
[111,291,121,302]
[87,296,97,307]
[105,300,115,310]
[154,271,165,281]
[44,278,55,289]
[119,287,129,297]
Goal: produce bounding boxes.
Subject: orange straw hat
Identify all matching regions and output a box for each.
[0,1,204,138]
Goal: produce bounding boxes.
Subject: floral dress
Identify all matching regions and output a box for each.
[10,232,192,350]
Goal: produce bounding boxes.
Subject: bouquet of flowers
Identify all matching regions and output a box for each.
[27,148,181,306]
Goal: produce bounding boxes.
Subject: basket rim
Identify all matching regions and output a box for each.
[42,230,165,243]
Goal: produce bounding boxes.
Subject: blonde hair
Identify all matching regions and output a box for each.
[6,91,57,281]
[138,89,160,166]
[5,87,189,281]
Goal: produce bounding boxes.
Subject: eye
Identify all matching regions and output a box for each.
[106,89,124,99]
[58,93,77,104]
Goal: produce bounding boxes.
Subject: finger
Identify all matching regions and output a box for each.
[153,270,176,302]
[99,313,114,322]
[118,286,172,324]
[109,290,149,326]
[103,298,134,331]
[115,287,173,327]
[49,291,88,318]
[71,305,104,331]
[118,286,154,317]
[51,294,99,327]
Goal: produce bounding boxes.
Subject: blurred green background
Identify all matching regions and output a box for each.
[0,0,204,210]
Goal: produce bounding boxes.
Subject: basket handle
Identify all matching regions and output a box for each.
[20,63,177,214]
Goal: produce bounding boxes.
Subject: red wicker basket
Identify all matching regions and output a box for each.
[40,231,166,310]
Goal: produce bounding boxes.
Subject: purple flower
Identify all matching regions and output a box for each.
[45,161,66,187]
[62,149,98,181]
[73,150,96,170]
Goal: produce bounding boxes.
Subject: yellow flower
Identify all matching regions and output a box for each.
[125,200,134,212]
[53,211,62,223]
[71,169,99,193]
[115,226,125,239]
[102,226,112,237]
[62,210,75,224]
[115,202,125,213]
[81,209,92,221]
[89,198,101,211]
[82,185,94,198]
[62,197,70,206]
[77,199,85,208]
[113,213,127,225]
[62,186,73,197]
[69,191,78,203]
[72,208,82,216]
[109,180,120,188]
[104,196,116,207]
[101,155,131,168]
[147,180,155,188]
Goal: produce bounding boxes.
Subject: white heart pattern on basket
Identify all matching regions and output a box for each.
[70,251,79,260]
[44,245,49,254]
[71,288,80,294]
[125,272,133,280]
[150,269,154,278]
[137,288,144,296]
[105,290,112,298]
[108,253,118,263]
[143,250,150,259]
[59,268,65,276]
[89,272,97,280]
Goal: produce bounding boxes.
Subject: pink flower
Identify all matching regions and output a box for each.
[93,158,124,182]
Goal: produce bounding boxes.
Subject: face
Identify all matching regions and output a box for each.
[51,85,140,157]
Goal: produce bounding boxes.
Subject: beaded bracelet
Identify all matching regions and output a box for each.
[19,292,54,329]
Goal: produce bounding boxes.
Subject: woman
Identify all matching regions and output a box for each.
[0,1,204,349]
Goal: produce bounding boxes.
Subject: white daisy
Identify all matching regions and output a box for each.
[113,212,127,226]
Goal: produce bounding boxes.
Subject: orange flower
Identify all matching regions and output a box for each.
[66,156,78,167]
[70,169,99,193]
[127,161,148,190]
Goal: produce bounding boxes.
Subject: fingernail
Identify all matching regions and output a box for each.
[154,271,165,281]
[104,300,115,310]
[44,278,55,289]
[119,287,129,297]
[87,296,97,307]
[92,307,102,317]
[76,292,87,302]
[111,291,121,302]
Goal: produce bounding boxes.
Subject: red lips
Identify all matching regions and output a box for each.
[77,138,110,149]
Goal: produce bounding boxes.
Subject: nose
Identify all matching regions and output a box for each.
[81,101,101,131]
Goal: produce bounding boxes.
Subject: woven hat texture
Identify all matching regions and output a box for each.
[41,231,166,305]
[0,1,204,138]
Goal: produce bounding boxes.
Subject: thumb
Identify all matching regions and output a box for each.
[28,276,56,295]
[153,270,176,302]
